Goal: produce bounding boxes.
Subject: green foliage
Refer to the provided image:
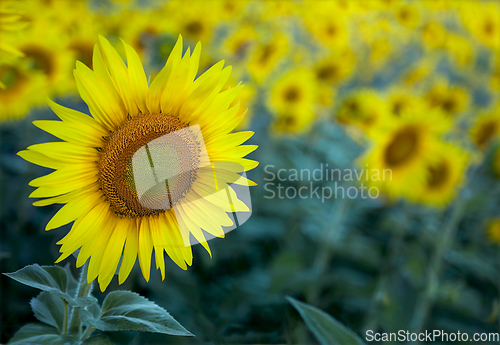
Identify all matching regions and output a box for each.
[80,336,115,345]
[7,324,77,345]
[31,292,65,332]
[79,291,193,336]
[4,264,96,307]
[5,264,193,345]
[288,297,365,345]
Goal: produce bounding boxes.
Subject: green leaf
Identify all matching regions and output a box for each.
[31,292,65,332]
[287,296,365,345]
[5,264,98,307]
[4,264,68,293]
[7,323,77,345]
[81,336,114,345]
[79,291,193,336]
[87,300,102,319]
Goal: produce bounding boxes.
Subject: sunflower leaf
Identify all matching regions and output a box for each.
[4,264,98,307]
[81,336,115,345]
[287,296,365,345]
[4,264,68,293]
[7,323,78,345]
[79,291,193,336]
[30,291,65,332]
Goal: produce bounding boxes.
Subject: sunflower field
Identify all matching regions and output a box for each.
[1,0,500,344]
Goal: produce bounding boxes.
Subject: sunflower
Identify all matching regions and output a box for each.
[424,82,468,117]
[470,109,500,149]
[394,4,420,29]
[336,90,390,135]
[301,1,349,49]
[359,110,450,200]
[0,0,27,60]
[271,108,316,135]
[415,143,468,207]
[269,68,317,115]
[19,36,258,291]
[460,1,500,49]
[389,93,421,119]
[247,31,289,84]
[421,21,447,49]
[0,64,44,122]
[313,47,356,86]
[486,218,500,244]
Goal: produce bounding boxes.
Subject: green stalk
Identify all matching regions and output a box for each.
[61,299,69,336]
[80,326,96,340]
[69,262,93,336]
[363,224,405,332]
[408,199,466,340]
[306,196,351,304]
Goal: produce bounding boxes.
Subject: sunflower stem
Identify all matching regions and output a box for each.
[81,326,95,340]
[408,199,465,342]
[69,262,93,335]
[306,196,351,304]
[363,218,406,333]
[62,299,69,336]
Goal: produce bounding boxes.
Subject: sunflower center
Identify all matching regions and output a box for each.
[68,41,94,68]
[21,45,55,78]
[316,65,338,82]
[185,21,203,36]
[284,86,300,102]
[427,161,449,189]
[476,121,497,147]
[384,127,419,167]
[0,66,28,98]
[99,113,201,218]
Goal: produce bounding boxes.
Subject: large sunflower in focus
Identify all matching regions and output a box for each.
[19,36,258,291]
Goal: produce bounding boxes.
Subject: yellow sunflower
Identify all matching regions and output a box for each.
[269,68,318,115]
[0,0,27,60]
[424,82,468,117]
[0,62,44,121]
[470,108,500,149]
[336,90,390,135]
[247,32,289,85]
[394,4,420,29]
[415,143,468,207]
[486,218,500,244]
[460,1,500,50]
[358,110,450,200]
[19,36,258,291]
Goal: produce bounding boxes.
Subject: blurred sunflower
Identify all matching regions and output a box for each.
[247,32,288,84]
[470,109,500,149]
[313,47,356,86]
[394,4,420,29]
[387,90,421,117]
[272,108,316,135]
[301,1,349,48]
[486,218,500,244]
[421,21,447,49]
[19,36,258,291]
[269,68,317,114]
[0,63,42,121]
[460,1,500,49]
[336,90,389,135]
[0,0,27,60]
[416,143,468,207]
[424,82,468,117]
[359,111,450,199]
